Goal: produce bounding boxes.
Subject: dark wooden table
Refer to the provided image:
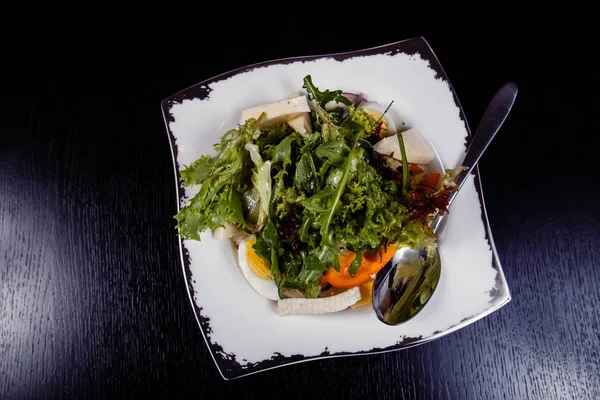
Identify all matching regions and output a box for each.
[2,27,599,399]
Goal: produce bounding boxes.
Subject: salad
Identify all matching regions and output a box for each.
[175,76,463,316]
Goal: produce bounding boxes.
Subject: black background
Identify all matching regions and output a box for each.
[1,21,599,399]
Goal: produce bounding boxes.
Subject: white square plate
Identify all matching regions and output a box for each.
[161,37,510,380]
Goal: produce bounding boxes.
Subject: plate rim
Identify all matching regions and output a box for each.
[160,36,511,380]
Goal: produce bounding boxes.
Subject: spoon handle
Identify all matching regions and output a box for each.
[430,82,518,236]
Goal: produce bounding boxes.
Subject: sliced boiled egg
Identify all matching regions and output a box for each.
[359,101,398,134]
[237,236,280,300]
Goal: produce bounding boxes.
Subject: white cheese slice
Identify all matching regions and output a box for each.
[239,95,310,127]
[284,91,312,137]
[373,128,435,164]
[277,287,361,316]
[286,113,312,137]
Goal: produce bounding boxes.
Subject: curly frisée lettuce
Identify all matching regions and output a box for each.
[174,75,463,314]
[175,118,262,240]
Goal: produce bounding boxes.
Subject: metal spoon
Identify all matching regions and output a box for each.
[372,82,518,326]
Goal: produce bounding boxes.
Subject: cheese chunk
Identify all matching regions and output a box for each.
[240,95,311,127]
[277,287,361,316]
[286,113,312,137]
[373,128,435,164]
[284,91,312,137]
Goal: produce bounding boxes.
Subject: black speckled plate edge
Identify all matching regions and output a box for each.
[160,36,511,380]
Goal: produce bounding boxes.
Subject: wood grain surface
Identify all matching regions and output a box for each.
[1,25,599,399]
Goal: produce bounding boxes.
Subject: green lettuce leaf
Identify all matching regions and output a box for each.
[176,76,445,303]
[294,152,317,193]
[245,143,272,231]
[315,139,350,165]
[180,155,213,186]
[270,135,295,167]
[174,120,259,240]
[349,252,363,277]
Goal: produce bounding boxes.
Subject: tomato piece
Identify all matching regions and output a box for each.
[321,244,397,289]
[421,173,440,188]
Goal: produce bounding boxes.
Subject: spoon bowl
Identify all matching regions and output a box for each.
[373,246,440,324]
[372,81,518,326]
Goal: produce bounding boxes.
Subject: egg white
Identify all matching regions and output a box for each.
[237,237,280,301]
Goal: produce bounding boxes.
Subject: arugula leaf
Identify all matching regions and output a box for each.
[349,252,363,277]
[303,189,333,214]
[315,139,350,165]
[281,254,302,276]
[294,152,317,193]
[307,155,413,254]
[252,234,270,262]
[274,252,329,298]
[325,167,344,187]
[303,253,329,271]
[299,217,318,248]
[270,247,282,297]
[302,75,352,108]
[315,245,340,272]
[311,101,343,142]
[254,218,284,297]
[298,132,321,153]
[327,108,346,126]
[296,253,328,283]
[317,134,362,253]
[271,135,295,167]
[317,160,333,183]
[262,218,281,249]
